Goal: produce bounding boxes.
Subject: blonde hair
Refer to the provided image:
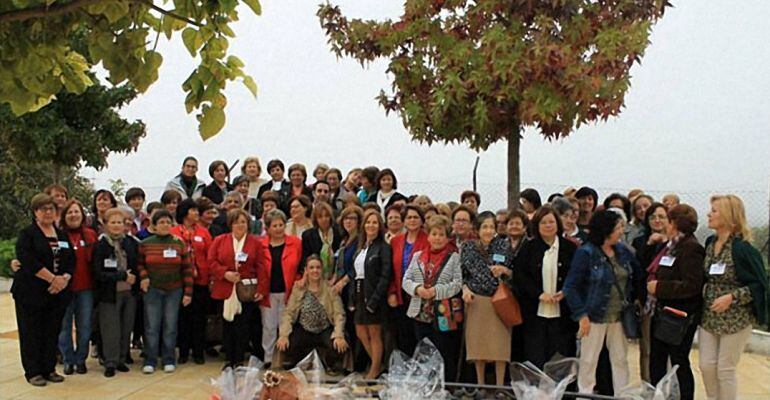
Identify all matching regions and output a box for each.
[710,194,751,241]
[435,203,452,218]
[241,156,262,177]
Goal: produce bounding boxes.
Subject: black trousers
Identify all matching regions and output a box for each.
[390,293,417,356]
[15,297,67,380]
[650,317,698,400]
[221,302,255,366]
[284,325,344,370]
[522,315,576,369]
[178,285,209,359]
[414,321,462,382]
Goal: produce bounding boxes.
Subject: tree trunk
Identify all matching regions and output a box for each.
[507,130,521,210]
[53,163,61,184]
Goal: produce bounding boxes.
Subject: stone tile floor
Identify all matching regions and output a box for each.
[1,293,769,399]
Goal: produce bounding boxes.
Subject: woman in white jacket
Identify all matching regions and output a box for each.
[402,215,463,381]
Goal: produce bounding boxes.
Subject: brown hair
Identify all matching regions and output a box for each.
[358,209,384,249]
[530,205,564,240]
[288,163,307,180]
[311,201,334,228]
[289,195,312,218]
[506,208,529,227]
[227,208,251,228]
[30,193,55,212]
[44,184,68,197]
[260,191,281,207]
[460,190,481,206]
[667,204,698,235]
[59,199,86,229]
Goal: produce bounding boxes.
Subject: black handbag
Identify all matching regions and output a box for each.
[653,307,693,346]
[610,269,641,339]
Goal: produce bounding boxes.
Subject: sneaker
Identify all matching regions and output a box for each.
[104,367,115,378]
[116,364,130,373]
[163,364,176,373]
[76,364,87,374]
[142,365,155,374]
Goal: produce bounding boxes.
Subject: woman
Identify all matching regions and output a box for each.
[384,204,405,244]
[58,200,98,376]
[288,163,314,201]
[699,194,768,400]
[312,163,330,185]
[160,189,182,219]
[575,186,598,230]
[170,199,213,365]
[166,156,206,200]
[349,209,393,379]
[91,189,118,234]
[332,206,365,370]
[256,209,303,364]
[367,168,402,215]
[632,201,669,383]
[357,166,379,205]
[461,211,513,386]
[93,208,140,377]
[603,193,632,223]
[552,197,587,245]
[402,215,462,381]
[202,160,233,205]
[276,255,348,370]
[138,210,194,374]
[563,210,639,395]
[208,208,263,368]
[628,194,653,244]
[645,204,705,400]
[520,188,542,219]
[13,194,75,386]
[506,209,529,255]
[257,159,291,212]
[515,206,577,369]
[197,197,218,231]
[388,205,429,355]
[460,191,481,214]
[241,156,268,199]
[285,195,313,237]
[301,202,341,281]
[451,205,477,247]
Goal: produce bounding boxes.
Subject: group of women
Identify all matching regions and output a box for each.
[11,156,768,400]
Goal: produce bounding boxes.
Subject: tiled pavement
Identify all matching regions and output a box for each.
[1,293,769,399]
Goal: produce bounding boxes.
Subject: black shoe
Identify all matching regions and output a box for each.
[193,356,205,365]
[126,354,134,364]
[178,356,188,365]
[44,373,65,383]
[104,367,116,378]
[205,347,219,357]
[76,364,87,374]
[28,375,47,387]
[63,364,75,375]
[116,364,130,372]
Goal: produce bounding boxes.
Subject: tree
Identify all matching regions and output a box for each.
[0,0,261,139]
[318,0,670,208]
[0,75,146,182]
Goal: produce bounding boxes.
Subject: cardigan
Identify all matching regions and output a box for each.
[67,227,98,292]
[207,233,260,300]
[278,281,346,340]
[402,250,462,318]
[389,230,430,305]
[12,223,75,306]
[92,236,140,303]
[256,234,302,307]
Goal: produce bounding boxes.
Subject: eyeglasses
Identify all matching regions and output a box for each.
[649,215,668,221]
[38,206,56,213]
[343,216,359,222]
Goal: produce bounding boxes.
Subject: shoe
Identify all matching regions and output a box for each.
[63,364,75,375]
[163,364,176,373]
[178,356,188,365]
[125,354,134,364]
[44,372,65,383]
[76,364,87,374]
[193,356,205,365]
[205,347,219,357]
[142,365,155,374]
[28,375,47,387]
[116,364,130,372]
[263,362,271,369]
[104,367,115,378]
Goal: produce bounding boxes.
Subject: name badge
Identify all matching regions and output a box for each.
[58,241,70,249]
[492,254,506,263]
[104,258,118,269]
[660,256,676,267]
[80,240,86,247]
[193,236,203,243]
[709,262,726,275]
[236,252,248,262]
[163,249,178,258]
[334,249,341,258]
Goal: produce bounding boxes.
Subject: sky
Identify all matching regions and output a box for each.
[85,1,770,222]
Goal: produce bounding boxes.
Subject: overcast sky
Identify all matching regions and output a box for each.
[85,1,770,221]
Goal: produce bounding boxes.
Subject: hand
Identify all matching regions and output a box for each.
[11,259,21,272]
[48,276,67,294]
[333,337,348,353]
[647,280,657,295]
[489,265,509,278]
[182,295,192,307]
[276,337,289,352]
[462,287,474,304]
[648,233,667,245]
[193,267,199,279]
[710,294,734,313]
[552,291,565,302]
[140,278,150,293]
[577,316,591,339]
[224,271,240,283]
[333,279,347,295]
[426,287,436,299]
[253,293,264,302]
[387,293,398,307]
[295,275,308,289]
[539,292,555,303]
[126,272,136,285]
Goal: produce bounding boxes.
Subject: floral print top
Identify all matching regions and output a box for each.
[701,236,755,335]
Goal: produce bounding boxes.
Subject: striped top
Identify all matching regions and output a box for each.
[138,234,193,296]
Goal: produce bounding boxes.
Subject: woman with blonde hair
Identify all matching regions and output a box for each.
[699,194,768,400]
[241,156,267,199]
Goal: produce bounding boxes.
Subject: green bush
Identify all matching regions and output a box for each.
[0,239,16,278]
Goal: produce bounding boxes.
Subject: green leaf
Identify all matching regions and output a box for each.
[242,76,257,98]
[198,106,225,140]
[103,1,130,23]
[243,0,262,15]
[182,28,199,57]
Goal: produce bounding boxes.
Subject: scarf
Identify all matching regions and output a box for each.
[180,174,197,198]
[420,244,452,287]
[105,233,130,291]
[223,234,246,322]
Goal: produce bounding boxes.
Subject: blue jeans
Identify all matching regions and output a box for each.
[58,290,93,365]
[143,287,183,367]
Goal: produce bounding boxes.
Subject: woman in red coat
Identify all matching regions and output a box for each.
[208,209,262,369]
[388,204,429,355]
[256,209,303,364]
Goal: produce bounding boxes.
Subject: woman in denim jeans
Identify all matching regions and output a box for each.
[564,210,640,395]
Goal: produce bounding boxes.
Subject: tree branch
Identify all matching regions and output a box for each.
[137,0,202,27]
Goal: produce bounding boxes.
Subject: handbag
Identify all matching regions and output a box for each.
[610,270,641,339]
[236,278,259,302]
[653,306,693,346]
[491,281,523,328]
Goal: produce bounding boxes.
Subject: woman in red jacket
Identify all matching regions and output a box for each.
[170,199,213,364]
[388,204,429,355]
[256,209,302,365]
[208,209,262,369]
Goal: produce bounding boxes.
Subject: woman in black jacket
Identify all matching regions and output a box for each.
[301,201,341,280]
[92,208,140,377]
[645,204,705,400]
[348,208,393,379]
[515,205,577,369]
[13,193,75,386]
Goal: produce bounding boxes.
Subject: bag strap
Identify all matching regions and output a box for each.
[601,248,628,303]
[418,251,452,286]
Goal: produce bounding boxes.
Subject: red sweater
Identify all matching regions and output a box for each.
[207,233,260,300]
[389,230,429,305]
[170,224,213,286]
[256,234,302,308]
[68,227,98,292]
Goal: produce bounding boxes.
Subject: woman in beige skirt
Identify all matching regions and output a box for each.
[460,211,514,386]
